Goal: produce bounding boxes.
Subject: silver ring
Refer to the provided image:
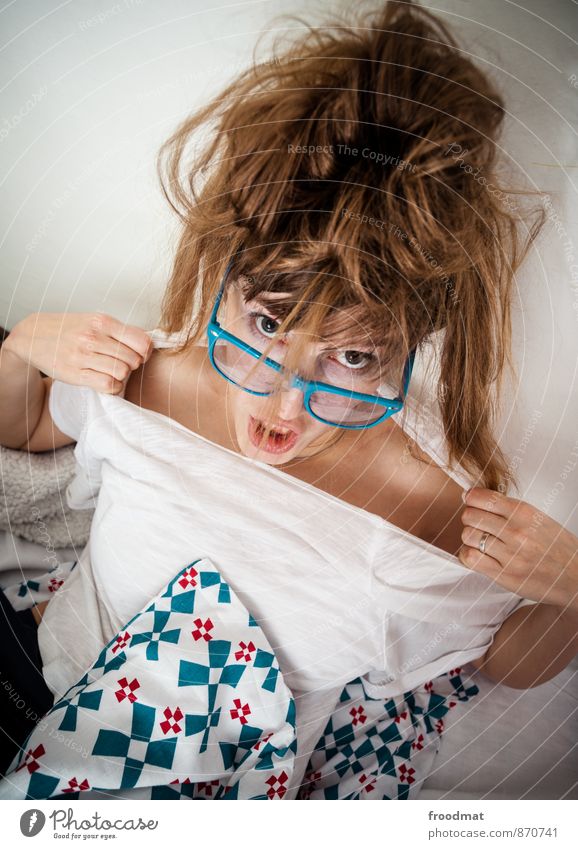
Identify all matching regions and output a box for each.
[478,531,491,554]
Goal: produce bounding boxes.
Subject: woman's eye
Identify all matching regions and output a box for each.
[254,314,280,337]
[335,350,373,370]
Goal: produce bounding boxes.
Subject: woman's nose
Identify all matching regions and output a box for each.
[275,386,305,420]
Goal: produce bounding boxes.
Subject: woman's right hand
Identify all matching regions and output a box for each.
[4,312,154,394]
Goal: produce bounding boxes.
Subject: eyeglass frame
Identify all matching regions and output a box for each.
[206,258,416,430]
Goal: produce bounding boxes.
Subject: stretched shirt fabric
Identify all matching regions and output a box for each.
[24,336,532,797]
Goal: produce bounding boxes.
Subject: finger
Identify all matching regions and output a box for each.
[77,368,125,395]
[84,353,134,383]
[460,525,510,565]
[88,336,145,371]
[463,486,520,519]
[457,544,507,582]
[458,544,529,596]
[460,506,514,544]
[88,314,153,361]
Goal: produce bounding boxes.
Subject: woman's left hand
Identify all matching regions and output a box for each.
[458,487,578,613]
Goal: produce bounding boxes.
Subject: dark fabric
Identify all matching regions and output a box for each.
[0,588,54,776]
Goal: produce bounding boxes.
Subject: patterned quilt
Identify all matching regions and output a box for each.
[0,559,480,800]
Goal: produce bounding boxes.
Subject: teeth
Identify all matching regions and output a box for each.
[257,420,292,435]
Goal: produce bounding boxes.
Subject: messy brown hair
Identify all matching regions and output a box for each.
[156,0,545,491]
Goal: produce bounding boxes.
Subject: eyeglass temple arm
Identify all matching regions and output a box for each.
[401,347,416,399]
[210,259,235,325]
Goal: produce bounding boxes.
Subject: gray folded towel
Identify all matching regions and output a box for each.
[0,443,94,549]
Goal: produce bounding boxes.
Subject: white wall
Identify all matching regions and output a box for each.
[1,0,577,529]
[0,0,317,327]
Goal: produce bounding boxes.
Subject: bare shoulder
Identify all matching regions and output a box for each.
[124,348,174,415]
[124,344,223,436]
[366,422,467,557]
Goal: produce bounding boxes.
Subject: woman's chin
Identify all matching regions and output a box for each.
[251,448,298,466]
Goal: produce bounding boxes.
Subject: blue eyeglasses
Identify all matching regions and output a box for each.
[206,259,415,429]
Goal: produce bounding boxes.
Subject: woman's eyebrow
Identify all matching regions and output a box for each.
[320,341,381,356]
[244,295,288,319]
[243,295,385,353]
[251,298,279,313]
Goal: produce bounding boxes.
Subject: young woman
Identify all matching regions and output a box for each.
[1,0,577,799]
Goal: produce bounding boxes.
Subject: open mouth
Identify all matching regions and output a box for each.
[248,416,300,454]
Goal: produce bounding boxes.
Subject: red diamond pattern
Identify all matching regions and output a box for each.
[15,744,45,774]
[235,640,256,662]
[398,764,416,785]
[191,617,214,642]
[359,773,377,792]
[195,780,220,797]
[62,777,90,793]
[412,733,425,751]
[48,578,63,592]
[230,698,251,725]
[160,706,184,735]
[350,705,367,726]
[112,632,130,654]
[115,677,140,703]
[178,567,198,589]
[265,770,289,799]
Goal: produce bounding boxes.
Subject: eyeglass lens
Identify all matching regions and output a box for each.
[212,338,393,425]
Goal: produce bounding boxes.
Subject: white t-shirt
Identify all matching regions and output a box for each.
[39,338,532,796]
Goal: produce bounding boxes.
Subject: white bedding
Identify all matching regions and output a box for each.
[420,655,578,800]
[1,528,576,799]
